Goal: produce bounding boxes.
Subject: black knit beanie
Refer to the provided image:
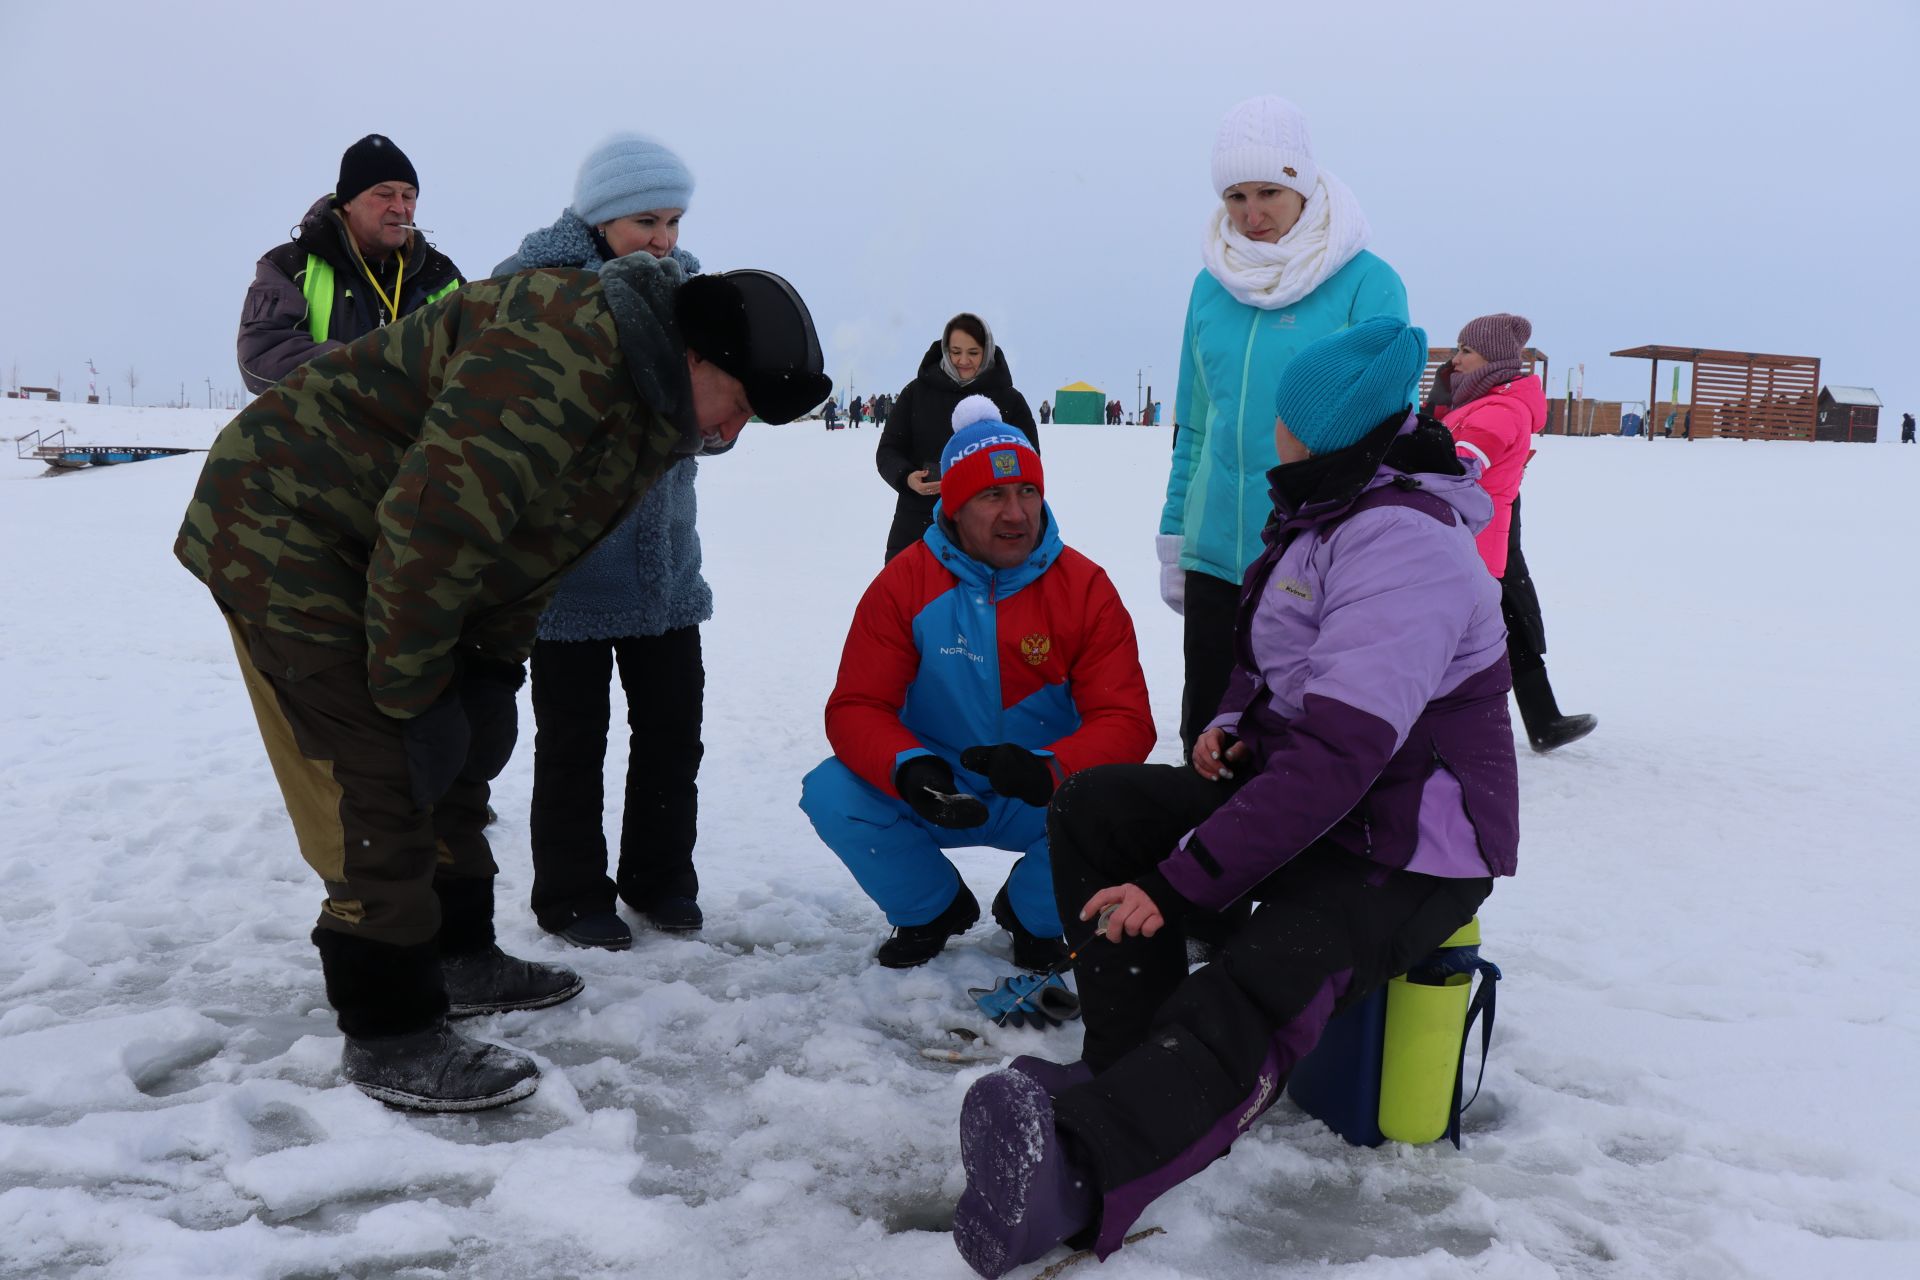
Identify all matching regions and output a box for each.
[335,134,419,205]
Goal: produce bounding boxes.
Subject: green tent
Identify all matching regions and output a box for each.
[1054,381,1104,425]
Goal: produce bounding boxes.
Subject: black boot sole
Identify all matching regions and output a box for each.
[448,973,586,1019]
[351,1073,539,1112]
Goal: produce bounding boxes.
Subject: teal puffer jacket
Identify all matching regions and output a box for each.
[1160,251,1408,583]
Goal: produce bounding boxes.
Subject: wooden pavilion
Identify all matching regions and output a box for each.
[1610,345,1819,441]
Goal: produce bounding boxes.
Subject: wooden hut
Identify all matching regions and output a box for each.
[1815,386,1881,443]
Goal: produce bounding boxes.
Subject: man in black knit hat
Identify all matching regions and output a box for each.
[236,134,464,394]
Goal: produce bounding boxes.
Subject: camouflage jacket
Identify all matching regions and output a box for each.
[178,253,698,719]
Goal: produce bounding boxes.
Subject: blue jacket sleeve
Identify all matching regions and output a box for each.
[1160,283,1210,537]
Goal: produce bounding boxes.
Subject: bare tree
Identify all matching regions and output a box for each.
[126,366,139,406]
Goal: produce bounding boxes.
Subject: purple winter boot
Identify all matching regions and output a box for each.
[1008,1054,1094,1097]
[953,1067,1098,1278]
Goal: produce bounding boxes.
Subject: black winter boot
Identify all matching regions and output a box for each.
[442,947,584,1018]
[1512,665,1597,753]
[876,882,980,969]
[431,873,583,1015]
[340,1022,540,1112]
[991,886,1067,973]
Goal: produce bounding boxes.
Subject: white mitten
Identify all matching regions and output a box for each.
[1156,534,1185,615]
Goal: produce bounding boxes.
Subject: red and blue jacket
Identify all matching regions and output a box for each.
[825,506,1156,797]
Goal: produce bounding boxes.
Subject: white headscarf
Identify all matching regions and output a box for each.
[1200,171,1372,311]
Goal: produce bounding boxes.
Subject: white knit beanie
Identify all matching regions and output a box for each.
[1210,96,1318,199]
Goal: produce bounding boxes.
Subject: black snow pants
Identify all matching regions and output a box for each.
[1500,495,1549,674]
[528,626,704,928]
[1045,762,1490,1256]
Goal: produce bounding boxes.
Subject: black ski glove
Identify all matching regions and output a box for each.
[401,693,471,810]
[1425,358,1455,415]
[894,756,989,829]
[959,743,1058,807]
[457,652,525,784]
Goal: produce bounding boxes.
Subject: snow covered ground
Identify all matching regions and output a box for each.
[2,399,1916,1280]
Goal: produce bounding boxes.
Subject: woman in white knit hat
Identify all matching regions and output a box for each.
[1157,97,1409,767]
[493,135,713,952]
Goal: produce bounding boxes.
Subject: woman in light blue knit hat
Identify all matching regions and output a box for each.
[493,134,712,950]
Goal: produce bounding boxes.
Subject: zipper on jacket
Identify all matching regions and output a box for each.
[1234,309,1262,576]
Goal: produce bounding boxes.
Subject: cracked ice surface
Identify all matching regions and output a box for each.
[1,401,1916,1279]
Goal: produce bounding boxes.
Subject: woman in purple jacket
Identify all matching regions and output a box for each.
[951,318,1520,1278]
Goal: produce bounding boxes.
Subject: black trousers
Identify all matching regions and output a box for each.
[528,626,704,928]
[1046,763,1489,1215]
[1177,569,1243,757]
[1176,569,1254,945]
[1500,495,1549,674]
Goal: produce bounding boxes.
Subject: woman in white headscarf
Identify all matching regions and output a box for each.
[1159,95,1409,759]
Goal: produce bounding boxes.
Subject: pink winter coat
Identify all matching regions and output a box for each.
[1442,375,1547,578]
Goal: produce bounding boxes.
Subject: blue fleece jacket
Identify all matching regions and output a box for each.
[1160,251,1408,584]
[494,212,712,641]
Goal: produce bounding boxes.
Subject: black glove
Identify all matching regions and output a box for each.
[456,652,525,784]
[1425,359,1455,414]
[401,693,471,810]
[894,756,989,829]
[959,743,1057,807]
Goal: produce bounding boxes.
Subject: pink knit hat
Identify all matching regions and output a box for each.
[1457,313,1531,363]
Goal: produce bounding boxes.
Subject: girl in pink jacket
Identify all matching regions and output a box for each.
[1433,313,1596,753]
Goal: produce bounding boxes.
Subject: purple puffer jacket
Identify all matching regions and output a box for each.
[1162,416,1518,910]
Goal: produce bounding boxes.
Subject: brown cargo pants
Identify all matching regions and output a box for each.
[222,611,498,948]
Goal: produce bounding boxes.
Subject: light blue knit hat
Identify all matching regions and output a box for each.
[1273,316,1429,455]
[572,133,695,227]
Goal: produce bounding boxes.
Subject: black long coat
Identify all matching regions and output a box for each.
[875,340,1039,559]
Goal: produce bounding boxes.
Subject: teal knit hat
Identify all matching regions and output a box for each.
[1273,317,1429,455]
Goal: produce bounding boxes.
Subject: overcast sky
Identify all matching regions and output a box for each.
[3,0,1914,433]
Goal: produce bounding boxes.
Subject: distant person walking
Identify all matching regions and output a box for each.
[238,134,463,395]
[1158,95,1409,757]
[873,393,891,430]
[850,395,866,429]
[1429,313,1595,753]
[824,397,841,430]
[1901,411,1915,443]
[1038,399,1052,425]
[876,312,1039,561]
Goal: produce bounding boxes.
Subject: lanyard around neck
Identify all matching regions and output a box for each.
[361,250,406,324]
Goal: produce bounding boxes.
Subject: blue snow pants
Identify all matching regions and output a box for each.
[800,757,1062,937]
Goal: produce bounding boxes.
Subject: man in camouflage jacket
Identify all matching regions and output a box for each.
[178,253,829,1111]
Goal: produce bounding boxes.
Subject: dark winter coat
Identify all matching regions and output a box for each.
[179,253,699,720]
[876,341,1038,559]
[237,196,463,395]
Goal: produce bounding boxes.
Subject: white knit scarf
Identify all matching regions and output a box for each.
[1199,172,1373,310]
